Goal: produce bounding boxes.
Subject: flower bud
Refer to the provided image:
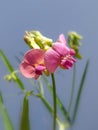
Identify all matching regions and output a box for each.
[24,31,40,49]
[33,31,53,50]
[24,31,53,50]
[67,31,83,59]
[4,72,17,82]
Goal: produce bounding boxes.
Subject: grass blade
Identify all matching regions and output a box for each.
[20,96,30,130]
[40,96,53,116]
[0,49,25,90]
[0,92,14,130]
[68,64,76,112]
[72,59,89,124]
[0,49,14,72]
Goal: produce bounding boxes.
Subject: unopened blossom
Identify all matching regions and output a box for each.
[44,34,76,73]
[68,31,83,59]
[20,49,46,79]
[24,31,53,50]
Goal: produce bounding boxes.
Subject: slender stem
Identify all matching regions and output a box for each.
[51,73,57,130]
[39,96,69,130]
[43,76,71,124]
[68,64,76,113]
[40,96,53,115]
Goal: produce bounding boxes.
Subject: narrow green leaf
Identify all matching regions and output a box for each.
[40,96,53,115]
[68,64,76,113]
[35,79,61,124]
[42,76,71,123]
[72,59,89,124]
[0,49,25,90]
[37,95,61,124]
[0,92,14,130]
[0,49,14,72]
[20,96,30,130]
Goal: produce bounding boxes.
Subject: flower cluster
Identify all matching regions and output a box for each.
[20,31,76,79]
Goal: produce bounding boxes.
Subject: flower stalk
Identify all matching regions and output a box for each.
[51,73,57,130]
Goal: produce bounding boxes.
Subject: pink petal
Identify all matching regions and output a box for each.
[61,60,73,69]
[24,49,45,65]
[53,42,69,56]
[35,65,46,75]
[20,61,39,79]
[60,57,76,69]
[44,48,60,73]
[57,34,66,44]
[69,49,76,56]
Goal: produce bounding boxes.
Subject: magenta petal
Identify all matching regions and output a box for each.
[35,65,46,75]
[20,61,38,78]
[53,42,69,56]
[57,34,66,44]
[24,49,45,65]
[69,49,76,55]
[61,60,73,69]
[44,48,60,73]
[60,57,76,69]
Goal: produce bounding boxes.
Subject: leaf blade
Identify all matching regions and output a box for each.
[20,96,30,130]
[72,59,89,124]
[0,49,14,72]
[0,92,14,130]
[0,49,25,90]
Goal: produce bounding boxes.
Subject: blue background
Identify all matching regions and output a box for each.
[0,0,98,130]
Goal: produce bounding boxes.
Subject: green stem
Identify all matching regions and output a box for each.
[40,96,53,115]
[43,76,71,124]
[39,96,69,130]
[51,73,57,130]
[68,64,76,113]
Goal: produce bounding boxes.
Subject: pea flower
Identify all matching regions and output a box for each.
[20,49,46,79]
[44,34,76,73]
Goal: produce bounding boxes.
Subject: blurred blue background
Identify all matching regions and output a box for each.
[0,0,98,130]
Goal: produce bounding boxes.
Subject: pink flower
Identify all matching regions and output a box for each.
[20,49,46,79]
[44,34,76,73]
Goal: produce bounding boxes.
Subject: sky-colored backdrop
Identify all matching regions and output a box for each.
[0,0,98,130]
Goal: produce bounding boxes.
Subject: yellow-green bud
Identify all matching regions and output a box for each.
[24,31,40,49]
[4,71,17,82]
[68,31,83,59]
[24,30,53,50]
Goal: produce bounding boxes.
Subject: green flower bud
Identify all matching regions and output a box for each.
[24,31,40,49]
[25,90,33,97]
[4,71,17,82]
[67,31,83,59]
[24,31,53,50]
